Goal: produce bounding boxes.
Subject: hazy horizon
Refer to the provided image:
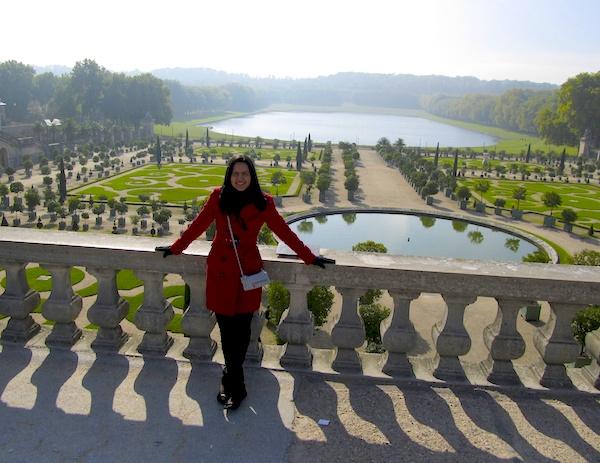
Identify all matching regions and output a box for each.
[3,0,599,85]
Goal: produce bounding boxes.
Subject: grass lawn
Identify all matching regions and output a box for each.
[458,178,600,227]
[1,266,85,292]
[70,163,300,205]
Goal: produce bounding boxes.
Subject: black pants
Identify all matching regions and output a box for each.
[216,312,253,399]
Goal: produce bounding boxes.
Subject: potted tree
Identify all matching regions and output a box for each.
[511,186,527,219]
[421,181,439,205]
[473,179,490,213]
[456,185,471,210]
[542,191,562,227]
[561,208,577,233]
[494,197,506,215]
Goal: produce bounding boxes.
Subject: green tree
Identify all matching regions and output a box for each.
[0,60,35,121]
[512,186,527,210]
[561,208,578,224]
[68,197,81,213]
[9,182,24,195]
[270,170,287,195]
[541,191,562,216]
[258,224,276,245]
[24,187,40,212]
[352,241,387,305]
[359,304,391,351]
[456,185,471,201]
[473,179,491,204]
[266,281,289,326]
[307,286,334,327]
[573,250,600,266]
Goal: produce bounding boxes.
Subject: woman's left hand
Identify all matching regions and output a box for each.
[312,256,336,269]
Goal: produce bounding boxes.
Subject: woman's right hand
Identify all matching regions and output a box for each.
[312,256,335,269]
[155,245,173,258]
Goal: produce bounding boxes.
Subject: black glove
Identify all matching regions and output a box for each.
[155,245,173,258]
[312,256,336,269]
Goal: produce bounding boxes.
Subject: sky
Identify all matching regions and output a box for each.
[3,0,599,84]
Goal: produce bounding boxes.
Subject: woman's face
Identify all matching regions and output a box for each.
[231,162,251,191]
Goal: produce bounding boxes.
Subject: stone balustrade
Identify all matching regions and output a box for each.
[1,227,600,391]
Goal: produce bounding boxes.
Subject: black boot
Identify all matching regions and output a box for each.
[217,369,231,405]
[224,384,247,410]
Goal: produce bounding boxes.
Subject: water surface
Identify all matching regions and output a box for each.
[288,212,539,263]
[205,111,497,147]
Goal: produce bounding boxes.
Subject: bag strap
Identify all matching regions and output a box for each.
[226,215,246,277]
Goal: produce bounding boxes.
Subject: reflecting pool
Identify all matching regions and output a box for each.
[287,212,541,262]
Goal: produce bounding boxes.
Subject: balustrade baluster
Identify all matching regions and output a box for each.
[582,328,600,389]
[432,294,476,381]
[246,309,266,364]
[331,286,365,373]
[181,272,216,361]
[42,264,83,347]
[0,262,40,342]
[482,298,526,385]
[87,267,129,351]
[381,290,420,376]
[277,282,313,368]
[533,302,581,388]
[134,271,173,355]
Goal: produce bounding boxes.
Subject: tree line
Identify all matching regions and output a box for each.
[422,71,600,148]
[0,59,171,126]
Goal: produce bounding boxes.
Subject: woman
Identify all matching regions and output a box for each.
[156,155,334,410]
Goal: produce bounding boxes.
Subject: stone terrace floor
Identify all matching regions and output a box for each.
[0,339,599,463]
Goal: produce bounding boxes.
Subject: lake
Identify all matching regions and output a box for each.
[204,111,498,147]
[287,212,540,263]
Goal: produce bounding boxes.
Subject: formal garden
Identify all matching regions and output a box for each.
[70,163,300,204]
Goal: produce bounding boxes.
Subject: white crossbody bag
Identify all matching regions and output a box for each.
[227,216,270,291]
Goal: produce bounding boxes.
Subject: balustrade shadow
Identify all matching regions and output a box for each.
[289,372,505,462]
[451,387,557,462]
[0,347,294,462]
[0,344,33,397]
[502,390,600,462]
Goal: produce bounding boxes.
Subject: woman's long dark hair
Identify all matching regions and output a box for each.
[219,155,267,216]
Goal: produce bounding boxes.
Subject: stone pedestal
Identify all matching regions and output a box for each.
[0,262,41,343]
[381,290,420,376]
[278,283,314,369]
[432,294,476,381]
[41,264,83,347]
[134,271,174,355]
[482,298,526,385]
[181,273,216,361]
[533,302,581,388]
[87,267,129,351]
[331,287,366,373]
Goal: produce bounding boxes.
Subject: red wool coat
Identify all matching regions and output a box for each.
[171,187,317,315]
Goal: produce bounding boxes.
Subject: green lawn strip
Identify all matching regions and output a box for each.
[515,228,574,264]
[423,114,577,155]
[70,186,119,200]
[117,270,144,290]
[1,267,85,292]
[76,283,98,297]
[123,285,185,333]
[155,113,247,139]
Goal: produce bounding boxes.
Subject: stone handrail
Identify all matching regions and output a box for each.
[1,227,599,391]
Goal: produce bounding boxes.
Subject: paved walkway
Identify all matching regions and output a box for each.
[0,343,598,463]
